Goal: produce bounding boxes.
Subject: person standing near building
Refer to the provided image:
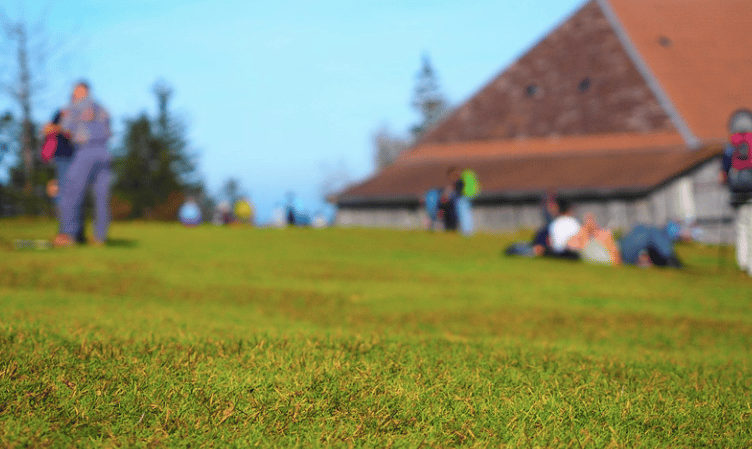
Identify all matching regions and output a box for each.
[54,81,112,247]
[720,109,752,274]
[439,167,464,231]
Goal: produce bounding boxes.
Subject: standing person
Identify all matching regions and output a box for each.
[54,81,112,247]
[720,109,752,274]
[440,167,464,231]
[42,108,86,243]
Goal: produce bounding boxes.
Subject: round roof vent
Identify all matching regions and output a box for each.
[578,78,591,93]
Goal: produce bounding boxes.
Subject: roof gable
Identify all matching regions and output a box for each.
[413,0,678,148]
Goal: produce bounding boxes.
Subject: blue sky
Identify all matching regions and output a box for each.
[1,0,583,222]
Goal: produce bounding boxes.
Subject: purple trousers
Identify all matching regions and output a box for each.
[59,144,111,242]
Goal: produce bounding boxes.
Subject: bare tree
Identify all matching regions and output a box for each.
[368,54,445,173]
[372,124,409,171]
[319,158,352,202]
[153,79,173,138]
[0,6,57,193]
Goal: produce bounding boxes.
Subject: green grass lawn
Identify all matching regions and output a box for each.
[1,219,751,447]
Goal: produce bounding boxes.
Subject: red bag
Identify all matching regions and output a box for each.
[41,133,58,163]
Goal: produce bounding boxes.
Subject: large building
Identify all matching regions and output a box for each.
[332,0,752,242]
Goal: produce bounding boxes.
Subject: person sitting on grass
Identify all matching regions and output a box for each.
[504,195,560,257]
[545,198,581,260]
[566,213,683,268]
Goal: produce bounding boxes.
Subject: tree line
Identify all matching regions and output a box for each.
[0,10,214,220]
[1,10,449,218]
[0,78,213,220]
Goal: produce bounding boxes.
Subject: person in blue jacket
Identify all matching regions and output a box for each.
[52,81,112,247]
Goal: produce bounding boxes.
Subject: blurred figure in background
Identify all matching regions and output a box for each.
[567,213,683,268]
[504,193,561,258]
[271,203,286,227]
[546,198,581,260]
[720,109,752,274]
[423,187,442,231]
[532,189,560,255]
[234,197,254,225]
[215,201,232,225]
[284,191,310,226]
[541,188,558,228]
[178,196,202,227]
[312,211,328,229]
[285,192,300,226]
[439,167,463,232]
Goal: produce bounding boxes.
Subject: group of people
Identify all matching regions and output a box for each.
[209,198,255,226]
[42,81,112,247]
[506,195,684,268]
[502,108,752,274]
[426,167,478,235]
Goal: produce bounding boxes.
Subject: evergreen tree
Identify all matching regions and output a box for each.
[113,80,200,219]
[370,55,447,171]
[410,54,448,140]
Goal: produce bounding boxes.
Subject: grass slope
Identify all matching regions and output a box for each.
[1,219,751,447]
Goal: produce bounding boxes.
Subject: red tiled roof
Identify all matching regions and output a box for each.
[605,0,752,142]
[338,143,721,204]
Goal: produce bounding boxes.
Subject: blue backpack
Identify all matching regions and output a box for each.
[424,189,441,221]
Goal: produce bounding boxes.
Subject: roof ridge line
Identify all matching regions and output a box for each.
[595,0,700,149]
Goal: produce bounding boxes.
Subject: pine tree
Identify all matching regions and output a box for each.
[113,80,200,219]
[410,54,447,141]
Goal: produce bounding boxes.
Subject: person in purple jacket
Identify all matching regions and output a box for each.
[42,107,87,243]
[53,81,112,247]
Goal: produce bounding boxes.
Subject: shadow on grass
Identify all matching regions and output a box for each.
[106,238,139,248]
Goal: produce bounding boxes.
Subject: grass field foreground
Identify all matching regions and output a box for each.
[1,219,751,447]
